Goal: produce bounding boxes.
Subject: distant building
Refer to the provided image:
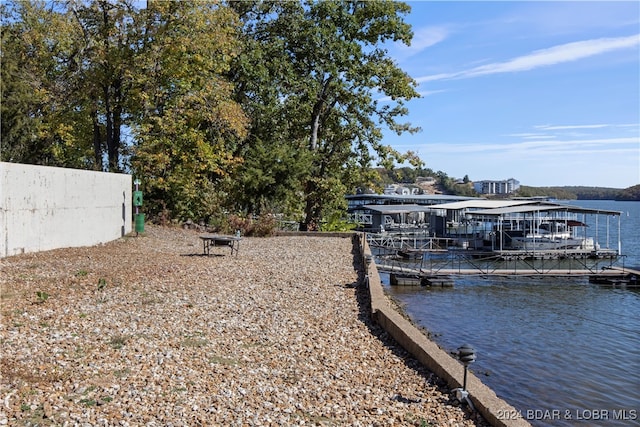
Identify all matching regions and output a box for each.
[345,193,478,232]
[383,184,421,195]
[473,178,520,195]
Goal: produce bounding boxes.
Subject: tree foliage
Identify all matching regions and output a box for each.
[617,185,640,201]
[1,1,96,168]
[2,0,142,171]
[228,0,422,228]
[2,0,422,225]
[67,0,140,172]
[130,0,248,220]
[515,186,632,200]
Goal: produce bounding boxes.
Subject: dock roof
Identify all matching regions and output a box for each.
[361,204,435,214]
[346,194,478,203]
[427,200,537,210]
[356,198,622,216]
[467,203,621,216]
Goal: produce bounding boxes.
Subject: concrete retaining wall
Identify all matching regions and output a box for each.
[0,162,132,258]
[356,234,531,427]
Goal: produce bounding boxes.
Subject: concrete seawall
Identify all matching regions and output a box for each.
[355,233,531,427]
[0,162,132,258]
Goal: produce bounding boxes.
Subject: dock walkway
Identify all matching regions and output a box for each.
[377,263,639,288]
[376,263,626,277]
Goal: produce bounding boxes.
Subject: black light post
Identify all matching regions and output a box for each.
[458,344,476,391]
[454,344,477,410]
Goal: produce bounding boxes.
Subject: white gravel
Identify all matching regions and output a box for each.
[1,225,486,426]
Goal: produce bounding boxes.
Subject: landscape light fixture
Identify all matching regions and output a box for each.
[454,344,476,411]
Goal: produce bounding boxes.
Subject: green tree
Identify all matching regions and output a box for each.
[618,185,640,201]
[3,0,424,226]
[3,1,248,221]
[67,0,140,171]
[1,1,96,168]
[225,1,312,218]
[229,0,422,229]
[130,0,248,221]
[2,0,143,171]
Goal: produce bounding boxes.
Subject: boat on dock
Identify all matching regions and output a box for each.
[509,220,597,251]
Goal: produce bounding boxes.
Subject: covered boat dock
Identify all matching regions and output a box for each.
[366,200,624,279]
[463,203,622,259]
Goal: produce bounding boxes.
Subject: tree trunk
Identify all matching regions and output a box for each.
[304,77,334,228]
[103,82,122,172]
[91,106,103,171]
[112,79,122,171]
[303,186,321,231]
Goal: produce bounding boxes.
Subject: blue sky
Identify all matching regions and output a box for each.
[381,1,640,188]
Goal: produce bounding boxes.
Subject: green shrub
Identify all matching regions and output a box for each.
[221,213,277,237]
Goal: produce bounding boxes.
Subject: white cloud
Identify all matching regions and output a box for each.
[535,124,609,130]
[393,26,450,61]
[417,89,447,97]
[411,26,449,52]
[534,124,638,131]
[376,89,445,103]
[409,137,638,156]
[521,135,557,140]
[391,135,639,186]
[416,34,640,82]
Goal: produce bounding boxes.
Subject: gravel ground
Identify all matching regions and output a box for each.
[1,225,487,426]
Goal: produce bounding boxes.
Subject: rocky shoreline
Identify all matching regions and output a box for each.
[1,225,487,426]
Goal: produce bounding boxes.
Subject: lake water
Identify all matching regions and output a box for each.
[382,200,640,426]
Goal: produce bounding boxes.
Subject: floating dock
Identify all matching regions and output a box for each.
[389,273,454,287]
[589,267,640,288]
[381,263,639,288]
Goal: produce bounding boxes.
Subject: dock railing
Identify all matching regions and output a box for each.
[368,234,623,277]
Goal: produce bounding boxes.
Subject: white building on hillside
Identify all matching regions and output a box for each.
[473,178,520,195]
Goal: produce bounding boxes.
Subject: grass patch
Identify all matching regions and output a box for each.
[79,398,96,407]
[95,279,108,303]
[35,291,49,304]
[208,355,239,366]
[181,336,208,348]
[404,413,435,427]
[19,404,51,426]
[296,410,335,425]
[74,345,85,358]
[140,290,161,306]
[0,290,17,300]
[113,368,131,378]
[108,335,128,350]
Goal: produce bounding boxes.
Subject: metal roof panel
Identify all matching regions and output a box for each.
[468,204,621,216]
